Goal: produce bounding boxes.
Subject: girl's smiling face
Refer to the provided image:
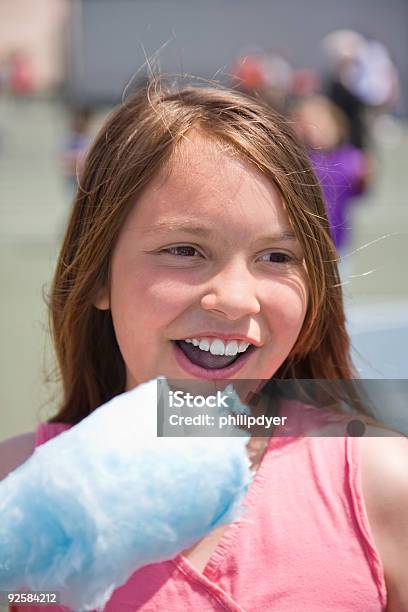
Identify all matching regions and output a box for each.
[96,133,309,388]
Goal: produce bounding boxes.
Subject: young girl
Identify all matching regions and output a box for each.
[1,80,407,611]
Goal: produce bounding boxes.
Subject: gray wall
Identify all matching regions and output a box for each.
[68,0,408,112]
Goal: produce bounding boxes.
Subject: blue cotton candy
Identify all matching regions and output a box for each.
[0,378,251,611]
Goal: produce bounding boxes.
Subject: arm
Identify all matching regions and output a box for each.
[0,432,35,481]
[360,432,408,611]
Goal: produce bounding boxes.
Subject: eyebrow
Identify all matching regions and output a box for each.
[144,220,298,243]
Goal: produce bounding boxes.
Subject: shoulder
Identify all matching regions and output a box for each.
[360,428,408,610]
[0,431,36,481]
[360,428,408,518]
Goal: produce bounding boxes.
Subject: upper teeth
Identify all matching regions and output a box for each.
[183,337,251,356]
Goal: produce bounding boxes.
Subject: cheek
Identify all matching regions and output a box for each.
[110,267,194,334]
[141,275,198,317]
[263,278,308,342]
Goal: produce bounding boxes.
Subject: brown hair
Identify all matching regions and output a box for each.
[48,78,356,425]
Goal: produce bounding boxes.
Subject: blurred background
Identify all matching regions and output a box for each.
[0,0,407,441]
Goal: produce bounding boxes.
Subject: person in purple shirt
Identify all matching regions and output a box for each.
[292,95,370,252]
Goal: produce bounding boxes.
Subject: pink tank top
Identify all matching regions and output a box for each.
[11,402,387,611]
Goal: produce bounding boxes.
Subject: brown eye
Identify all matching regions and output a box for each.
[164,246,201,257]
[259,252,293,264]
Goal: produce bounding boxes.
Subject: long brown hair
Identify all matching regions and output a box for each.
[48,78,356,425]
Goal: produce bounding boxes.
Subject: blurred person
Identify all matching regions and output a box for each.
[292,95,370,268]
[322,29,400,152]
[291,67,321,99]
[230,52,265,93]
[231,50,294,113]
[321,30,369,151]
[349,38,399,110]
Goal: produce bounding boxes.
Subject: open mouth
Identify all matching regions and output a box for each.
[174,340,256,370]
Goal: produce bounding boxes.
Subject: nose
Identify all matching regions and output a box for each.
[200,260,261,320]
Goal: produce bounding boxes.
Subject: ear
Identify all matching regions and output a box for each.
[93,286,110,310]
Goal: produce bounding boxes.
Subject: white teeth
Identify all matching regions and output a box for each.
[225,340,239,355]
[238,341,250,352]
[181,337,251,356]
[198,338,210,351]
[210,339,225,355]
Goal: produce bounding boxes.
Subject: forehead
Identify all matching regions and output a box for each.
[124,132,293,240]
